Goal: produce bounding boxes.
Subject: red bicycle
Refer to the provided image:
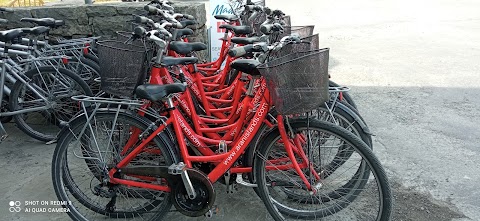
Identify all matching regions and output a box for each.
[52,47,391,221]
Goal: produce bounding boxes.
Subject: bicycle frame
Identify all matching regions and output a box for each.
[105,88,320,194]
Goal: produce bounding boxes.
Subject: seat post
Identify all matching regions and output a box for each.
[166,97,175,109]
[246,76,259,97]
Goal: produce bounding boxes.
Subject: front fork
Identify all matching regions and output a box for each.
[276,115,321,192]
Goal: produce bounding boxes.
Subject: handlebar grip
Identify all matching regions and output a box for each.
[144,5,160,14]
[228,45,253,58]
[248,11,259,22]
[183,14,195,20]
[172,22,183,28]
[135,16,151,24]
[160,29,173,38]
[260,24,273,34]
[260,23,282,34]
[134,26,147,37]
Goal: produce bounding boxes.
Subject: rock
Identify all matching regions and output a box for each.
[91,16,132,37]
[30,6,88,25]
[1,2,207,59]
[85,5,117,17]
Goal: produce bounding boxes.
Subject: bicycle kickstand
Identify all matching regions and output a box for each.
[0,122,7,142]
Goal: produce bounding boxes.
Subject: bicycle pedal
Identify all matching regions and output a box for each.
[0,134,7,142]
[168,162,186,175]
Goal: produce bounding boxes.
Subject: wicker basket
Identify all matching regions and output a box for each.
[96,40,151,97]
[257,48,329,115]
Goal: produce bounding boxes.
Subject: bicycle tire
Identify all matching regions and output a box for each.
[244,102,372,192]
[254,119,392,220]
[249,115,370,202]
[9,66,93,142]
[84,53,99,64]
[52,111,178,221]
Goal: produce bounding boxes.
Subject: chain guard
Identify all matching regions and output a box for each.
[172,169,215,217]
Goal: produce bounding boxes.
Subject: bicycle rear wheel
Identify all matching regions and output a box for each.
[254,119,391,220]
[52,111,178,221]
[9,66,92,142]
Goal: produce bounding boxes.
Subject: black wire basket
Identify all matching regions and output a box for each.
[257,48,330,115]
[283,15,291,27]
[97,40,152,98]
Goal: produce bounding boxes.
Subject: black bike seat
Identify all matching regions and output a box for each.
[169,41,207,55]
[231,37,260,45]
[180,20,197,28]
[173,28,194,41]
[21,26,50,36]
[161,56,198,66]
[218,24,252,35]
[20,18,65,28]
[135,83,186,101]
[230,59,261,76]
[214,14,239,22]
[0,29,25,42]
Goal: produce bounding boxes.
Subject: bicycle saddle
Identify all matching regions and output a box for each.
[218,25,252,35]
[135,83,186,101]
[173,28,194,41]
[0,29,25,42]
[180,20,197,28]
[214,14,239,22]
[169,41,207,55]
[20,18,65,28]
[21,26,50,35]
[231,37,260,45]
[161,56,198,66]
[230,59,261,76]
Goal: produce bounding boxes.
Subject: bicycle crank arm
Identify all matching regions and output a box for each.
[120,164,197,199]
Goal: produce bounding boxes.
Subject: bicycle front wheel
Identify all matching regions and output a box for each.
[9,66,93,142]
[254,119,392,221]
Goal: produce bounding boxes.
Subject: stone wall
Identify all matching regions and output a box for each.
[0,2,207,57]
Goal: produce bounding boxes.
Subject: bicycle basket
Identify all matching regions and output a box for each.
[97,40,151,98]
[284,15,291,27]
[269,34,319,59]
[257,48,329,115]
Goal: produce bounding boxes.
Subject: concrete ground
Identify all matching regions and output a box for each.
[1,0,480,220]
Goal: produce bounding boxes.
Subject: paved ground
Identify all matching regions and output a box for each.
[1,0,480,220]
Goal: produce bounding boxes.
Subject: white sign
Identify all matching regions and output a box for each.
[209,0,242,62]
[208,0,266,62]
